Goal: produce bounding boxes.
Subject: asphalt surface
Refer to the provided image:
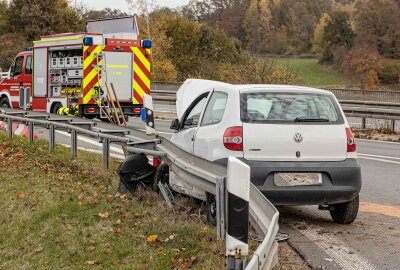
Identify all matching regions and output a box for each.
[3,108,400,269]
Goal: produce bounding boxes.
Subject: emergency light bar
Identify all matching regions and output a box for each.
[141,39,152,49]
[24,47,33,51]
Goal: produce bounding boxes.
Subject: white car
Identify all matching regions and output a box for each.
[169,79,361,224]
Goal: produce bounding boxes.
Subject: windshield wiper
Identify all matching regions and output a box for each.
[294,116,330,122]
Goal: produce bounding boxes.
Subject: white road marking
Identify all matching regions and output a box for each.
[60,144,126,160]
[358,156,400,165]
[358,153,400,161]
[357,138,400,145]
[55,130,124,154]
[289,219,378,270]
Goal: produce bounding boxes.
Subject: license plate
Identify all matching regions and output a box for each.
[274,173,322,187]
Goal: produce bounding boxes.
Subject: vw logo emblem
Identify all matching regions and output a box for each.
[293,132,303,143]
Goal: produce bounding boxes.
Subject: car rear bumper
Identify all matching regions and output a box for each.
[215,158,361,206]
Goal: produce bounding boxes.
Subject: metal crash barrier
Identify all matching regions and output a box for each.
[157,138,279,269]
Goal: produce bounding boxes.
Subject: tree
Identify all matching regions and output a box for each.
[320,11,354,63]
[0,33,29,70]
[312,12,331,54]
[343,46,384,89]
[354,0,400,58]
[0,0,8,35]
[126,0,156,38]
[7,0,83,41]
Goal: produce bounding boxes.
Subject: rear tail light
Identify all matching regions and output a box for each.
[346,128,356,152]
[133,108,141,113]
[85,107,97,113]
[223,126,243,151]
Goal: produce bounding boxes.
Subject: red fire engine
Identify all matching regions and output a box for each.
[0,16,151,119]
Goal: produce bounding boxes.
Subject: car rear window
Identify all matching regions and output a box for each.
[240,92,344,124]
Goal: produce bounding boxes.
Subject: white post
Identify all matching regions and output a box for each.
[226,157,250,270]
[143,94,156,135]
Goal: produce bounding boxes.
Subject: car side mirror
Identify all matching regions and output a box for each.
[170,119,179,130]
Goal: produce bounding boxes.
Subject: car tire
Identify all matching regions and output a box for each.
[329,195,359,224]
[52,103,63,114]
[206,193,217,226]
[0,97,10,108]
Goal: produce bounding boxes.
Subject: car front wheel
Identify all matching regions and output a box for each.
[329,195,359,224]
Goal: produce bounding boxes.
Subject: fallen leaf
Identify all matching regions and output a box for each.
[17,192,26,199]
[105,195,114,203]
[35,247,44,253]
[147,235,159,243]
[98,212,110,219]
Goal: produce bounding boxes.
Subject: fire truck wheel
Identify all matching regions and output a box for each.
[0,98,10,108]
[52,103,63,114]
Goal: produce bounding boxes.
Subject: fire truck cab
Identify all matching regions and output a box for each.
[0,16,151,119]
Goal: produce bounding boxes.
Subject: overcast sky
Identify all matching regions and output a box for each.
[80,0,190,13]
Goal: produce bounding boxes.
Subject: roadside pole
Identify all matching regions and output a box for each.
[226,157,250,270]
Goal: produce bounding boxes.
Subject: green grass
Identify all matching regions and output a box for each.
[273,58,345,87]
[0,133,225,269]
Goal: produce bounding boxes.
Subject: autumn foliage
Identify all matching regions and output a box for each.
[343,47,384,89]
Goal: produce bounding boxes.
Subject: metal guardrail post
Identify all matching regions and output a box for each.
[71,129,77,157]
[103,138,110,169]
[226,157,250,270]
[49,125,55,151]
[7,118,13,138]
[28,122,34,143]
[216,177,226,241]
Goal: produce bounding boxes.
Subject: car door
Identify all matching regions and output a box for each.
[2,55,25,107]
[193,91,229,161]
[170,92,209,153]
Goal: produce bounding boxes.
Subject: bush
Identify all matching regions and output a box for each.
[379,61,400,84]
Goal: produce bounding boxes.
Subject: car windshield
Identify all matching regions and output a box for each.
[241,92,343,124]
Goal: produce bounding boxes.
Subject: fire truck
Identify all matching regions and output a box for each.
[0,16,151,119]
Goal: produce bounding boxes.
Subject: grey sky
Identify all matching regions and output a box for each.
[80,0,190,13]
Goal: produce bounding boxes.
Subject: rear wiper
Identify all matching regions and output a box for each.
[294,117,330,122]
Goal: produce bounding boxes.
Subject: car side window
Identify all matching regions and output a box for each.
[181,95,208,130]
[25,56,33,75]
[201,92,228,126]
[11,56,24,77]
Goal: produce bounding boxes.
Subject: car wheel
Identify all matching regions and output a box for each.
[52,103,63,114]
[329,195,359,224]
[206,193,217,226]
[0,98,10,108]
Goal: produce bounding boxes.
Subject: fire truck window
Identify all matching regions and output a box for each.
[12,56,24,77]
[25,56,33,75]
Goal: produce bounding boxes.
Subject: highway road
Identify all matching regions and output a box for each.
[128,117,400,270]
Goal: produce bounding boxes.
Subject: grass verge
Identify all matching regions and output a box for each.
[273,58,344,87]
[0,132,308,269]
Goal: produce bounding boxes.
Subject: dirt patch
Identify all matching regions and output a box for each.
[359,202,400,219]
[274,242,311,270]
[353,128,400,142]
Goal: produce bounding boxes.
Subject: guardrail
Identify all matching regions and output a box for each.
[0,110,131,169]
[0,108,280,270]
[157,138,279,269]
